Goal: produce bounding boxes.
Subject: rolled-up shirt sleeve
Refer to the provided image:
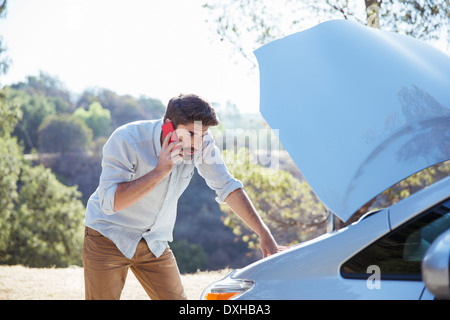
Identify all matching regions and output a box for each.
[195,133,243,204]
[98,131,136,215]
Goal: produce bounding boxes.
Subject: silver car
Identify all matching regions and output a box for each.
[201,19,450,300]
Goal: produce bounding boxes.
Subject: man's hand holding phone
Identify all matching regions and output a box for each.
[155,131,183,178]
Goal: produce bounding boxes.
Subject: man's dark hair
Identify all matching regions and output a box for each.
[163,94,219,127]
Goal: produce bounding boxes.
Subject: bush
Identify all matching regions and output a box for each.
[1,165,85,267]
[220,148,327,248]
[0,136,22,253]
[171,238,207,274]
[1,86,86,268]
[38,115,93,154]
[73,101,111,138]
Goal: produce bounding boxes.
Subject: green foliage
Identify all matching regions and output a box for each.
[0,91,85,267]
[5,87,73,152]
[171,238,207,274]
[375,160,450,208]
[11,72,73,111]
[7,74,166,155]
[137,95,166,118]
[220,148,327,249]
[0,135,22,254]
[0,88,21,135]
[0,136,21,248]
[6,72,75,152]
[73,101,111,138]
[10,89,58,152]
[3,165,85,267]
[76,88,165,128]
[38,114,93,154]
[0,89,22,252]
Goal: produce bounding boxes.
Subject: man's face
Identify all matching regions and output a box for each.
[174,121,209,159]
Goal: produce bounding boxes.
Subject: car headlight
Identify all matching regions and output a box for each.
[200,270,254,300]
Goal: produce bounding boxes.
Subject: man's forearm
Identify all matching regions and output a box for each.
[114,168,166,212]
[224,188,279,257]
[224,188,272,238]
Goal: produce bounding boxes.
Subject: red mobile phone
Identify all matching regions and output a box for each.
[162,122,178,142]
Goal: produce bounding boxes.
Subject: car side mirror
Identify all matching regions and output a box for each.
[422,229,450,300]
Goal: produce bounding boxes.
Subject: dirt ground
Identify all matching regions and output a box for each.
[0,265,231,300]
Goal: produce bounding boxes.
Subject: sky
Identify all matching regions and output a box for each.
[1,1,448,115]
[0,0,260,113]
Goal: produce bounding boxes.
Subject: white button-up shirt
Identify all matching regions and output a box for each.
[84,118,243,258]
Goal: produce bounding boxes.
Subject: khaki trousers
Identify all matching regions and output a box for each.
[82,227,187,300]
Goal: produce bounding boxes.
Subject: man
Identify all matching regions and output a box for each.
[83,93,281,300]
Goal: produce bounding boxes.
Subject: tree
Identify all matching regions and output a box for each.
[0,88,22,253]
[11,71,74,113]
[38,114,93,154]
[76,88,165,128]
[5,164,85,267]
[8,88,58,152]
[219,148,327,251]
[0,91,85,267]
[0,132,21,252]
[137,95,166,119]
[6,73,75,152]
[73,101,112,138]
[203,0,450,67]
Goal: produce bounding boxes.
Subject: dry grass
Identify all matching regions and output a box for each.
[0,265,231,300]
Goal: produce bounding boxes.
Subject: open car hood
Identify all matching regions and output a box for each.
[255,20,450,222]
